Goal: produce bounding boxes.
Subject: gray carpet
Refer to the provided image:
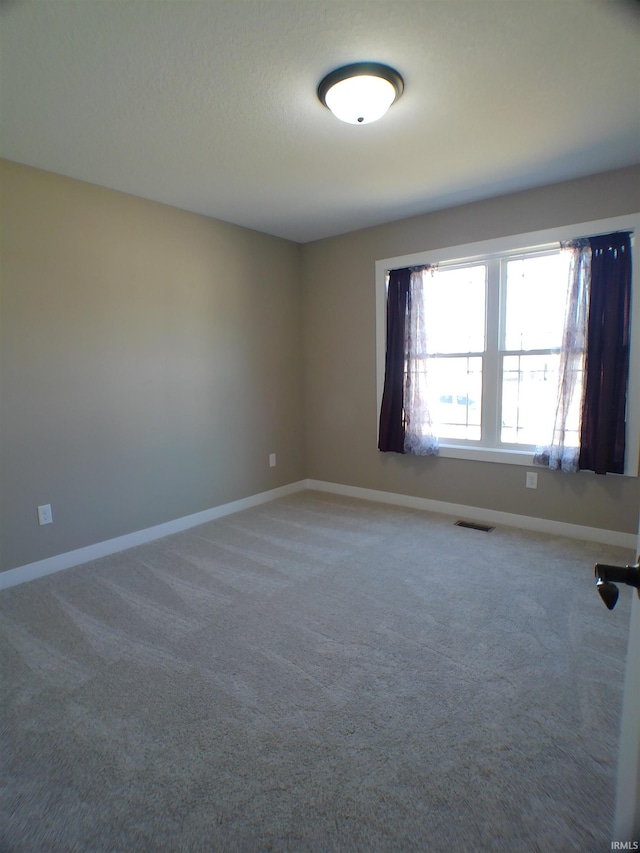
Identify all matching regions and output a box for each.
[0,491,633,852]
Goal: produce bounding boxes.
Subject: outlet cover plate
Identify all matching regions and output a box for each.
[38,504,53,525]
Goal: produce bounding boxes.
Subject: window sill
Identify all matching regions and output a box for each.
[438,445,535,467]
[437,444,637,476]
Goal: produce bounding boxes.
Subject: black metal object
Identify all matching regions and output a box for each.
[594,558,640,610]
[454,520,495,532]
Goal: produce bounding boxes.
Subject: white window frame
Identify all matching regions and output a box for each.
[375,213,640,476]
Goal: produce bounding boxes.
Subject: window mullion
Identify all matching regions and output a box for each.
[482,259,501,447]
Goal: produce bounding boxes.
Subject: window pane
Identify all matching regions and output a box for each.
[423,356,482,441]
[504,253,572,351]
[501,354,582,445]
[424,266,486,354]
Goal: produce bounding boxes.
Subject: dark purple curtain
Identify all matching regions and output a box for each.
[579,232,632,475]
[378,267,411,452]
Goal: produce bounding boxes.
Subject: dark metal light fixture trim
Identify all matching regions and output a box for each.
[317,62,404,124]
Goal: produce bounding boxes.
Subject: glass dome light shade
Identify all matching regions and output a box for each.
[318,63,404,125]
[325,75,395,124]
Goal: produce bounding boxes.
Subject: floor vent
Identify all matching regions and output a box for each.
[455,520,495,532]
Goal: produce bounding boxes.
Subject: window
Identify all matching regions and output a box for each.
[376,214,640,475]
[501,252,577,446]
[410,250,577,449]
[416,263,485,443]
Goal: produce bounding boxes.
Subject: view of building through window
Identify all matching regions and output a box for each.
[414,250,576,448]
[501,252,576,445]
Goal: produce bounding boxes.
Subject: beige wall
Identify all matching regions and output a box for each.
[0,160,305,572]
[301,166,640,536]
[2,161,639,574]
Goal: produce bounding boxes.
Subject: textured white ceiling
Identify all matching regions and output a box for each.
[1,0,639,243]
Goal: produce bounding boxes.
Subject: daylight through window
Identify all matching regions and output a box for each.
[376,215,639,474]
[400,249,576,450]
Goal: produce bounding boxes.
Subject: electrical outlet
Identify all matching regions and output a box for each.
[37,504,53,525]
[269,453,276,468]
[525,471,538,489]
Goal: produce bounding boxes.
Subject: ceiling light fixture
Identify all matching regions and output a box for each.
[317,62,404,125]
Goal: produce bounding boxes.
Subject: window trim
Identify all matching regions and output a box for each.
[375,213,640,476]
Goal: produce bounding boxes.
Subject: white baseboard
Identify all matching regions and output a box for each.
[0,481,306,591]
[305,479,638,550]
[2,477,634,590]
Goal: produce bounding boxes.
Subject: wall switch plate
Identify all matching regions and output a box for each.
[37,504,53,525]
[525,471,538,489]
[269,453,277,468]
